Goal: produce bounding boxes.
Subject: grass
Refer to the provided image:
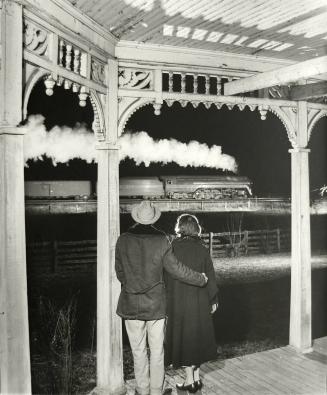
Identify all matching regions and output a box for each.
[213,252,327,284]
[29,253,327,394]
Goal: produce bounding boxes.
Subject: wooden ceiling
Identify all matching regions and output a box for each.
[67,0,327,62]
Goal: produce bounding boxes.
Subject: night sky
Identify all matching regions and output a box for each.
[25,80,327,197]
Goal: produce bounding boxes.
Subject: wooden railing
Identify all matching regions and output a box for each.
[26,229,290,275]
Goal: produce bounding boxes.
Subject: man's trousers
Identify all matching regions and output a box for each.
[125,319,165,395]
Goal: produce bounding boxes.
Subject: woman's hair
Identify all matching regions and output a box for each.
[175,214,202,237]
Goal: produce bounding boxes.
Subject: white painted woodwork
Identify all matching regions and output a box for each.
[289,101,312,352]
[0,2,32,393]
[290,81,327,100]
[116,41,295,74]
[95,59,126,394]
[24,51,107,93]
[24,9,110,64]
[118,88,297,108]
[0,132,32,394]
[225,55,327,95]
[0,2,23,126]
[23,0,116,56]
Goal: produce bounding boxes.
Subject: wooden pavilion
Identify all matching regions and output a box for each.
[0,1,327,393]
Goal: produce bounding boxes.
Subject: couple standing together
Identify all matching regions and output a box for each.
[115,201,218,395]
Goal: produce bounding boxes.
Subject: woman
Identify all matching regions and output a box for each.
[165,214,219,393]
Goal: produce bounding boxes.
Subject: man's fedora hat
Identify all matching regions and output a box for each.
[131,200,161,225]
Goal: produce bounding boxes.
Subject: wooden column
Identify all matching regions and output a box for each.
[95,59,125,394]
[289,101,312,352]
[0,1,32,393]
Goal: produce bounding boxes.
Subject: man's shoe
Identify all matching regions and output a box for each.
[195,380,203,391]
[162,388,173,394]
[176,382,197,393]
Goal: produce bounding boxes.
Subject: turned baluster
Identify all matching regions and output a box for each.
[181,73,186,93]
[73,48,81,74]
[216,77,222,95]
[58,39,65,66]
[65,44,72,70]
[193,74,198,94]
[168,72,173,92]
[205,75,210,94]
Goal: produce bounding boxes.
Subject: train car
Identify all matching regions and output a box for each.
[160,175,252,199]
[119,177,164,198]
[24,180,93,199]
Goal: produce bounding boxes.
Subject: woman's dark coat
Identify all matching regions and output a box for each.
[115,224,206,321]
[165,236,218,368]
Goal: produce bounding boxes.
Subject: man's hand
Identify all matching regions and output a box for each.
[201,272,208,283]
[211,303,218,314]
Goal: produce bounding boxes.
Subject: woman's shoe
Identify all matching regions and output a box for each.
[176,382,197,393]
[194,380,203,391]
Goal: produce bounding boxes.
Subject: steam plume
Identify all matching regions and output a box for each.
[22,115,237,172]
[23,115,95,165]
[119,131,237,172]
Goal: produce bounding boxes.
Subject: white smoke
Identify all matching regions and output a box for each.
[22,115,96,165]
[22,115,237,172]
[119,131,237,172]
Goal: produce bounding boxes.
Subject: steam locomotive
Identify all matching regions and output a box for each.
[25,176,252,200]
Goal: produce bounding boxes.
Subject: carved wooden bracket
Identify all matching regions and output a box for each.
[118,97,155,136]
[308,108,327,141]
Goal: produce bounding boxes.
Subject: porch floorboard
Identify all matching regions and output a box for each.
[126,337,327,394]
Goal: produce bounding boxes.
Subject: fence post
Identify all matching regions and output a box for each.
[209,232,213,257]
[244,231,249,255]
[276,228,281,252]
[52,240,58,273]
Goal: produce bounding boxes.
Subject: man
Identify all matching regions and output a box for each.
[115,200,207,395]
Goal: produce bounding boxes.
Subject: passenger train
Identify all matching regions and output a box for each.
[24,176,253,200]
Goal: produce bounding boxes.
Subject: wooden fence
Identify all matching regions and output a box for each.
[202,228,291,258]
[26,240,97,275]
[26,228,291,275]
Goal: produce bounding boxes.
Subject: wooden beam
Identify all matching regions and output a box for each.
[224,56,327,95]
[290,81,327,100]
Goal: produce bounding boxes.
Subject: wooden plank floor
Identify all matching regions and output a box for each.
[126,337,327,395]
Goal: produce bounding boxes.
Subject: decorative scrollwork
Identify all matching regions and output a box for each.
[24,21,48,56]
[203,102,212,110]
[119,68,153,90]
[91,59,106,85]
[268,85,291,100]
[258,105,269,120]
[237,104,246,111]
[191,101,200,108]
[308,108,327,141]
[165,99,175,107]
[269,106,297,148]
[153,103,162,115]
[118,98,155,136]
[89,93,105,141]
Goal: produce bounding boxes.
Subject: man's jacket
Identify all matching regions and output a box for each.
[115,224,206,320]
